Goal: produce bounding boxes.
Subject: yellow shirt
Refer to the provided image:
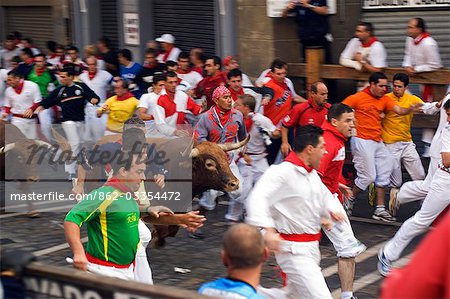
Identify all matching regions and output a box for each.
[381,92,423,144]
[103,95,139,132]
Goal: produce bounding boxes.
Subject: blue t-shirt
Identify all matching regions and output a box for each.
[199,277,265,299]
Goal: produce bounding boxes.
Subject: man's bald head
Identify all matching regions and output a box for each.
[222,224,265,269]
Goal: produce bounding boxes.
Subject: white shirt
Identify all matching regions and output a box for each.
[153,91,193,136]
[441,123,450,154]
[5,80,42,114]
[138,90,165,137]
[246,161,336,234]
[242,73,254,87]
[177,70,203,89]
[79,70,113,102]
[246,113,277,156]
[157,47,181,63]
[430,93,450,159]
[339,37,387,70]
[0,69,9,105]
[403,36,442,72]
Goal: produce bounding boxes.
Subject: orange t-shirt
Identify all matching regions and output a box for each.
[264,79,293,126]
[342,88,395,141]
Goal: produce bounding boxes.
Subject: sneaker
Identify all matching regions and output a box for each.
[68,173,77,182]
[343,196,355,217]
[389,187,400,216]
[377,248,392,277]
[189,228,204,239]
[368,183,376,207]
[372,209,396,223]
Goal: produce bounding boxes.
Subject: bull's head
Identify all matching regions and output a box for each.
[190,136,249,196]
[0,139,52,182]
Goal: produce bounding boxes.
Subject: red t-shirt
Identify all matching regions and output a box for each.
[282,97,330,128]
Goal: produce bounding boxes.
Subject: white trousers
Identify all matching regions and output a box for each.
[384,168,450,262]
[385,141,425,188]
[12,117,37,140]
[323,194,361,258]
[87,262,134,280]
[61,121,84,174]
[275,241,332,299]
[230,156,270,221]
[37,108,54,142]
[350,137,393,190]
[397,156,439,205]
[134,220,153,284]
[84,105,107,143]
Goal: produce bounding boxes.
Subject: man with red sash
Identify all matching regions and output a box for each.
[318,104,366,299]
[246,125,345,298]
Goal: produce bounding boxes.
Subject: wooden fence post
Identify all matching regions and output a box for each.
[305,48,324,96]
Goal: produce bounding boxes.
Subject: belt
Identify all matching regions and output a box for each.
[86,253,134,268]
[12,113,37,119]
[438,163,450,174]
[247,152,266,155]
[280,232,322,242]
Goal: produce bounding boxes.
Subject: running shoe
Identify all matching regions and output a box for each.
[368,183,376,207]
[372,209,396,223]
[389,187,400,216]
[377,248,392,277]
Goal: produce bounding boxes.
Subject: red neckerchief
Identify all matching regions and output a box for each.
[143,61,158,69]
[25,58,34,65]
[35,66,46,77]
[59,55,65,63]
[414,32,430,45]
[322,121,347,142]
[307,97,327,112]
[88,71,97,80]
[166,89,176,101]
[284,151,314,173]
[265,72,273,79]
[244,117,253,132]
[272,78,289,90]
[104,176,137,200]
[229,87,244,101]
[162,46,174,62]
[116,92,134,101]
[177,68,191,75]
[49,54,58,59]
[192,67,203,75]
[14,81,25,94]
[214,105,232,126]
[361,37,378,48]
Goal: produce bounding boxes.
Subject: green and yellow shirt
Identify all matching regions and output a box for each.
[65,186,140,265]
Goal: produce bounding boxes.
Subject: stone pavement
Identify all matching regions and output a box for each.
[0,196,425,298]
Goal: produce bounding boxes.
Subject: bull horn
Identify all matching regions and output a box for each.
[181,135,195,158]
[0,143,15,154]
[217,135,250,152]
[34,140,52,148]
[190,148,200,158]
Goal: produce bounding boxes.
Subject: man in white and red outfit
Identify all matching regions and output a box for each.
[281,81,331,157]
[403,17,443,157]
[195,55,228,109]
[246,125,344,298]
[318,103,366,299]
[339,22,387,73]
[153,71,201,137]
[3,69,41,139]
[176,51,203,90]
[156,34,181,63]
[194,86,247,232]
[79,56,113,142]
[262,59,305,164]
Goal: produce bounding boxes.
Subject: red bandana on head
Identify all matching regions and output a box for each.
[284,151,314,173]
[414,32,430,45]
[361,37,378,48]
